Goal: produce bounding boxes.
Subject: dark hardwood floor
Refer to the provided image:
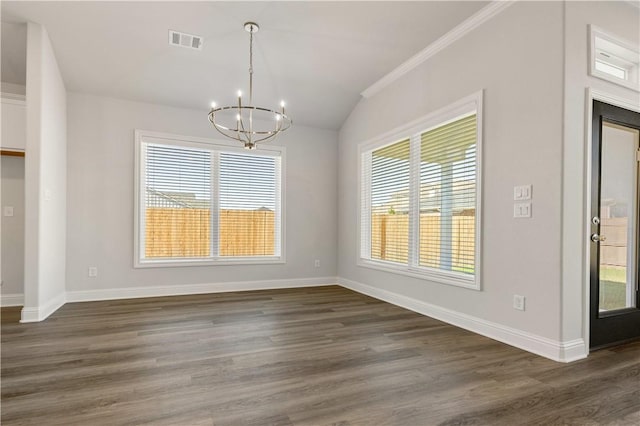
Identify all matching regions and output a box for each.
[1,285,639,425]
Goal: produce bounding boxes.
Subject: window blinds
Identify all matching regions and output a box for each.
[144,143,212,258]
[219,152,279,257]
[370,139,411,263]
[361,107,479,283]
[140,141,281,262]
[420,114,477,274]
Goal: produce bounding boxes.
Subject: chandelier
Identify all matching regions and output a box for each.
[208,22,292,150]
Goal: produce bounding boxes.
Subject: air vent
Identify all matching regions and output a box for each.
[168,30,203,50]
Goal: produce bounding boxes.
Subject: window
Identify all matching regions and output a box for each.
[589,26,639,92]
[360,92,482,289]
[135,131,284,267]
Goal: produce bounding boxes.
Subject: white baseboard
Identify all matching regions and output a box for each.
[66,276,338,303]
[337,277,587,363]
[20,292,66,323]
[1,293,24,307]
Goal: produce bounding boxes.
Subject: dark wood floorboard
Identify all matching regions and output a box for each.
[1,285,638,425]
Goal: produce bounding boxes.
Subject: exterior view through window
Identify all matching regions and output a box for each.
[360,94,481,288]
[137,134,282,265]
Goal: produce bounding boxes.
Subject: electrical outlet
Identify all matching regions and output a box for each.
[88,267,98,277]
[513,294,525,311]
[314,259,320,268]
[3,206,14,217]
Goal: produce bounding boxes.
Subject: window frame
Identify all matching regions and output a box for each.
[134,129,286,268]
[358,91,483,290]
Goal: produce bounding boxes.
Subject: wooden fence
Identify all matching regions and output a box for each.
[145,208,275,258]
[600,217,628,269]
[371,213,475,271]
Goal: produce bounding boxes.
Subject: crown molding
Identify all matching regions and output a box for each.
[361,0,517,99]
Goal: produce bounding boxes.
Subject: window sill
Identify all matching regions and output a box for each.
[135,257,285,268]
[357,258,480,290]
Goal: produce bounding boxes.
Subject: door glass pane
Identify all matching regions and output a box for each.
[599,121,639,312]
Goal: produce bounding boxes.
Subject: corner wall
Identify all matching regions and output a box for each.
[22,22,67,322]
[338,1,573,360]
[65,93,338,299]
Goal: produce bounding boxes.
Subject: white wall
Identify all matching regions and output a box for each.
[1,156,25,299]
[561,1,640,345]
[66,93,338,295]
[338,2,568,355]
[22,22,67,321]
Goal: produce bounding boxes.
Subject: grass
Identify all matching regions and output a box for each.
[599,266,629,311]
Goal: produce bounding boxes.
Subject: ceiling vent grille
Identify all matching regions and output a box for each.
[168,30,203,50]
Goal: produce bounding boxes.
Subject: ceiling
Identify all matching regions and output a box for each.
[1,1,488,130]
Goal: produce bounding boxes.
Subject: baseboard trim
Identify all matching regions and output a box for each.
[66,277,338,303]
[1,293,24,307]
[337,277,587,363]
[20,292,66,323]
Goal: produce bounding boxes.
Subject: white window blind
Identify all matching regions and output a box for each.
[370,139,411,263]
[359,92,481,289]
[144,143,212,258]
[419,114,477,274]
[219,152,280,257]
[136,133,283,266]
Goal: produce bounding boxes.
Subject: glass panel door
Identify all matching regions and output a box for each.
[590,100,640,349]
[598,121,639,312]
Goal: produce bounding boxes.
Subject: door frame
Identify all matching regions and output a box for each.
[584,88,640,351]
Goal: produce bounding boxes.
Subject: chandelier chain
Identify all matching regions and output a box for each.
[249,28,253,104]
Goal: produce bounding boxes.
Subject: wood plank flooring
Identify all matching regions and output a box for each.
[1,285,639,425]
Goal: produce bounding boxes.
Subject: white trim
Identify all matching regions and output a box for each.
[338,277,587,363]
[135,257,286,268]
[361,1,515,98]
[65,277,337,303]
[20,292,66,323]
[133,129,286,268]
[0,293,24,307]
[1,93,26,104]
[357,91,483,290]
[584,88,640,351]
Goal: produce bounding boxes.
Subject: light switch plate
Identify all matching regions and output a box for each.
[3,206,14,217]
[514,202,532,218]
[514,185,532,201]
[513,295,526,311]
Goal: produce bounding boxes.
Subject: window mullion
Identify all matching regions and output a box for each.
[408,134,421,268]
[211,151,220,258]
